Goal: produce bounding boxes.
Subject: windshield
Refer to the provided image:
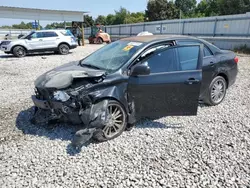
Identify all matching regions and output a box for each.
[20,31,35,39]
[80,40,143,73]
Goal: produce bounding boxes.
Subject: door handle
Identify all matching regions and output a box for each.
[185,78,200,85]
[39,39,43,41]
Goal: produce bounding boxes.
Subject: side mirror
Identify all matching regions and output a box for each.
[131,64,150,76]
[26,36,31,40]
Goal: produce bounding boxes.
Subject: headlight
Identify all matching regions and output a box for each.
[2,41,11,45]
[53,91,70,102]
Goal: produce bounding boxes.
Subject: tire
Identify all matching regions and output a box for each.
[12,46,26,57]
[96,37,103,44]
[93,100,127,142]
[204,76,227,106]
[58,44,70,55]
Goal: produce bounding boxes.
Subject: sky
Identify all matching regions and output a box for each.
[0,0,201,27]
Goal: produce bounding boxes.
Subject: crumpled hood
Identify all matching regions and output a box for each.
[35,61,106,89]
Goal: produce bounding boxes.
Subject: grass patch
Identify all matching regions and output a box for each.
[234,44,250,54]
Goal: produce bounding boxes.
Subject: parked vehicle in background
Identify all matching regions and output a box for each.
[31,35,238,144]
[88,24,111,44]
[0,29,78,57]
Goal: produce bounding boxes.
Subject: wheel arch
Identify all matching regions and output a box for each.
[216,72,229,88]
[57,42,70,48]
[11,45,27,53]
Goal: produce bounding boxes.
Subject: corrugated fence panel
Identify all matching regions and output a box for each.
[145,24,160,34]
[110,26,119,35]
[131,25,144,34]
[184,21,214,35]
[84,12,250,38]
[162,23,182,34]
[120,26,131,35]
[216,19,250,35]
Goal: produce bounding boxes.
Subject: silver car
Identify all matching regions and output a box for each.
[0,29,78,57]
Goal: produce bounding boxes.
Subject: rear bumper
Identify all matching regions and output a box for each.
[32,95,63,110]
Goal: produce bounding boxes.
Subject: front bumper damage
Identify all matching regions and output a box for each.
[31,90,110,147]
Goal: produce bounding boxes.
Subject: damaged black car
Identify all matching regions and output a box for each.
[31,35,238,143]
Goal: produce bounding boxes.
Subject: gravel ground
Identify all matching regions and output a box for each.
[0,46,249,188]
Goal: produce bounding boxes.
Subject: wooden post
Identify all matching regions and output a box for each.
[82,23,85,46]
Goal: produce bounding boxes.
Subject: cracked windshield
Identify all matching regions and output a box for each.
[80,40,143,72]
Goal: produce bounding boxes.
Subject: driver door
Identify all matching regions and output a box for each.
[128,44,203,119]
[25,32,44,50]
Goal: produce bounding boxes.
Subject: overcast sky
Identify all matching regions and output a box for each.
[0,0,201,26]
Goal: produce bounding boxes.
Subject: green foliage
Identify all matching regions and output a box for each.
[95,15,107,25]
[234,44,250,54]
[45,22,71,29]
[175,0,197,15]
[1,0,250,29]
[145,0,179,21]
[95,7,145,25]
[84,15,95,27]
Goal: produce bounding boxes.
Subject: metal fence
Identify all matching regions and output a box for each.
[0,29,31,40]
[84,12,250,38]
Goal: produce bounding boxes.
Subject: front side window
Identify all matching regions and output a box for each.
[144,48,178,74]
[80,40,143,73]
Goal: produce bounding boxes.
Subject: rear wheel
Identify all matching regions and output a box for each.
[93,100,127,142]
[96,37,103,44]
[13,46,26,57]
[204,76,227,106]
[58,44,69,55]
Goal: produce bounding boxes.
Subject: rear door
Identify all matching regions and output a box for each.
[42,31,59,49]
[128,44,203,118]
[177,40,216,97]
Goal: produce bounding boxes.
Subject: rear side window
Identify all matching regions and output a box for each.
[177,46,199,71]
[178,40,213,57]
[204,46,212,56]
[31,32,44,38]
[43,32,58,37]
[144,48,178,74]
[60,30,74,36]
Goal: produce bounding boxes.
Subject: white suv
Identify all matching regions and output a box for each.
[0,29,78,57]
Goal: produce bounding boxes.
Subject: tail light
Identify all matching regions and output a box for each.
[234,57,239,63]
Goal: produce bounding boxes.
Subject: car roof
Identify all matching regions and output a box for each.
[35,29,66,32]
[121,34,198,43]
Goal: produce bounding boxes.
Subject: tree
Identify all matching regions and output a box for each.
[106,14,116,25]
[217,0,250,15]
[95,15,107,25]
[84,15,94,27]
[175,0,197,15]
[113,7,130,24]
[145,0,179,21]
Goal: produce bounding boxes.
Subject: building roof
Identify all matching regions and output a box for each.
[0,6,88,21]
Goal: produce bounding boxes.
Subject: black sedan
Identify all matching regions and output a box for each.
[31,35,238,144]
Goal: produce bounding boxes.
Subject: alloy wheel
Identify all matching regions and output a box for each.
[103,103,126,139]
[211,79,226,104]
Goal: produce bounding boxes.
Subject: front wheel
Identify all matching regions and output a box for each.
[93,100,127,142]
[204,76,227,106]
[13,46,26,57]
[58,44,69,55]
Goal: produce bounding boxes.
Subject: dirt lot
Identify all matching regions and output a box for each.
[0,45,249,188]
